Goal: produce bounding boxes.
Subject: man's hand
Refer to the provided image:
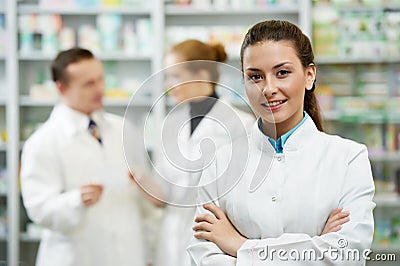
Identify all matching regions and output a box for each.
[81,184,103,207]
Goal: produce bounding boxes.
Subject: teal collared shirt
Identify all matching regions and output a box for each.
[258,112,309,153]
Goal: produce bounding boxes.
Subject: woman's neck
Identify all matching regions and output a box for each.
[261,113,304,140]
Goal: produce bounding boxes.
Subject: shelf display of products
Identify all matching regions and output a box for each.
[0,14,6,55]
[374,214,400,247]
[18,14,153,56]
[373,192,400,250]
[312,1,400,262]
[316,61,400,200]
[316,63,400,120]
[0,168,6,195]
[0,1,7,262]
[0,206,6,238]
[313,2,400,58]
[166,0,298,9]
[386,124,400,152]
[24,62,144,102]
[16,0,156,112]
[39,0,149,8]
[166,26,247,59]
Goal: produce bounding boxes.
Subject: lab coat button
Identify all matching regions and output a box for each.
[277,157,282,161]
[272,196,277,202]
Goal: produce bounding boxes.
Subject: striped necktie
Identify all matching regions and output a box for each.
[88,119,102,144]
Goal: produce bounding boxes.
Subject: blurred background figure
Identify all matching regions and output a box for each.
[150,39,255,266]
[20,48,147,266]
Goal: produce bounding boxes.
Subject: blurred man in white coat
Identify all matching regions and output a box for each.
[20,48,146,266]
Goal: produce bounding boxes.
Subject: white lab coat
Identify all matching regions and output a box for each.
[153,99,255,266]
[21,104,146,266]
[188,116,376,266]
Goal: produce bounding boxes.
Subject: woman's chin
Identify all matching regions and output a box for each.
[257,112,276,124]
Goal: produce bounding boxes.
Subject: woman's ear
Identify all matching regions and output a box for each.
[305,64,316,91]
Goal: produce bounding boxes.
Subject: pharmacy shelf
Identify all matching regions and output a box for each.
[19,95,152,108]
[18,5,151,15]
[322,110,341,121]
[373,194,400,208]
[19,53,152,61]
[319,110,398,123]
[332,4,400,11]
[0,144,6,151]
[103,99,131,107]
[371,244,400,253]
[387,115,400,124]
[19,233,40,243]
[315,56,400,65]
[103,98,152,108]
[94,54,152,61]
[369,152,400,163]
[19,96,58,107]
[329,113,387,124]
[165,5,299,16]
[332,5,383,12]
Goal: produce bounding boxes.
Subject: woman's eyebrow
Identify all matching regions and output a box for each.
[245,67,260,71]
[245,62,292,72]
[272,62,291,69]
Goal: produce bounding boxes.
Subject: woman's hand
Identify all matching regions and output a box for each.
[193,203,247,257]
[321,207,350,235]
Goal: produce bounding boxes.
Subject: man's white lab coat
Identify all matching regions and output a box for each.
[21,104,146,266]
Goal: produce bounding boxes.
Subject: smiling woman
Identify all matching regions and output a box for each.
[242,39,316,138]
[188,20,375,266]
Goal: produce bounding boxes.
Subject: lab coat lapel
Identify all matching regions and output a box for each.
[189,100,220,142]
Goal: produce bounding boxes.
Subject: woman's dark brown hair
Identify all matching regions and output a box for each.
[240,20,323,131]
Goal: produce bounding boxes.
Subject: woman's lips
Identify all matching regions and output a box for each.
[261,99,287,111]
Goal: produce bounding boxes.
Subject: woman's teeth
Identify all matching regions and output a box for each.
[264,100,284,107]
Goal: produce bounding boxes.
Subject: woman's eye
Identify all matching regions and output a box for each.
[249,74,263,81]
[277,70,290,77]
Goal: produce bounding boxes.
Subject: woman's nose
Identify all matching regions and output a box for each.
[262,77,277,97]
